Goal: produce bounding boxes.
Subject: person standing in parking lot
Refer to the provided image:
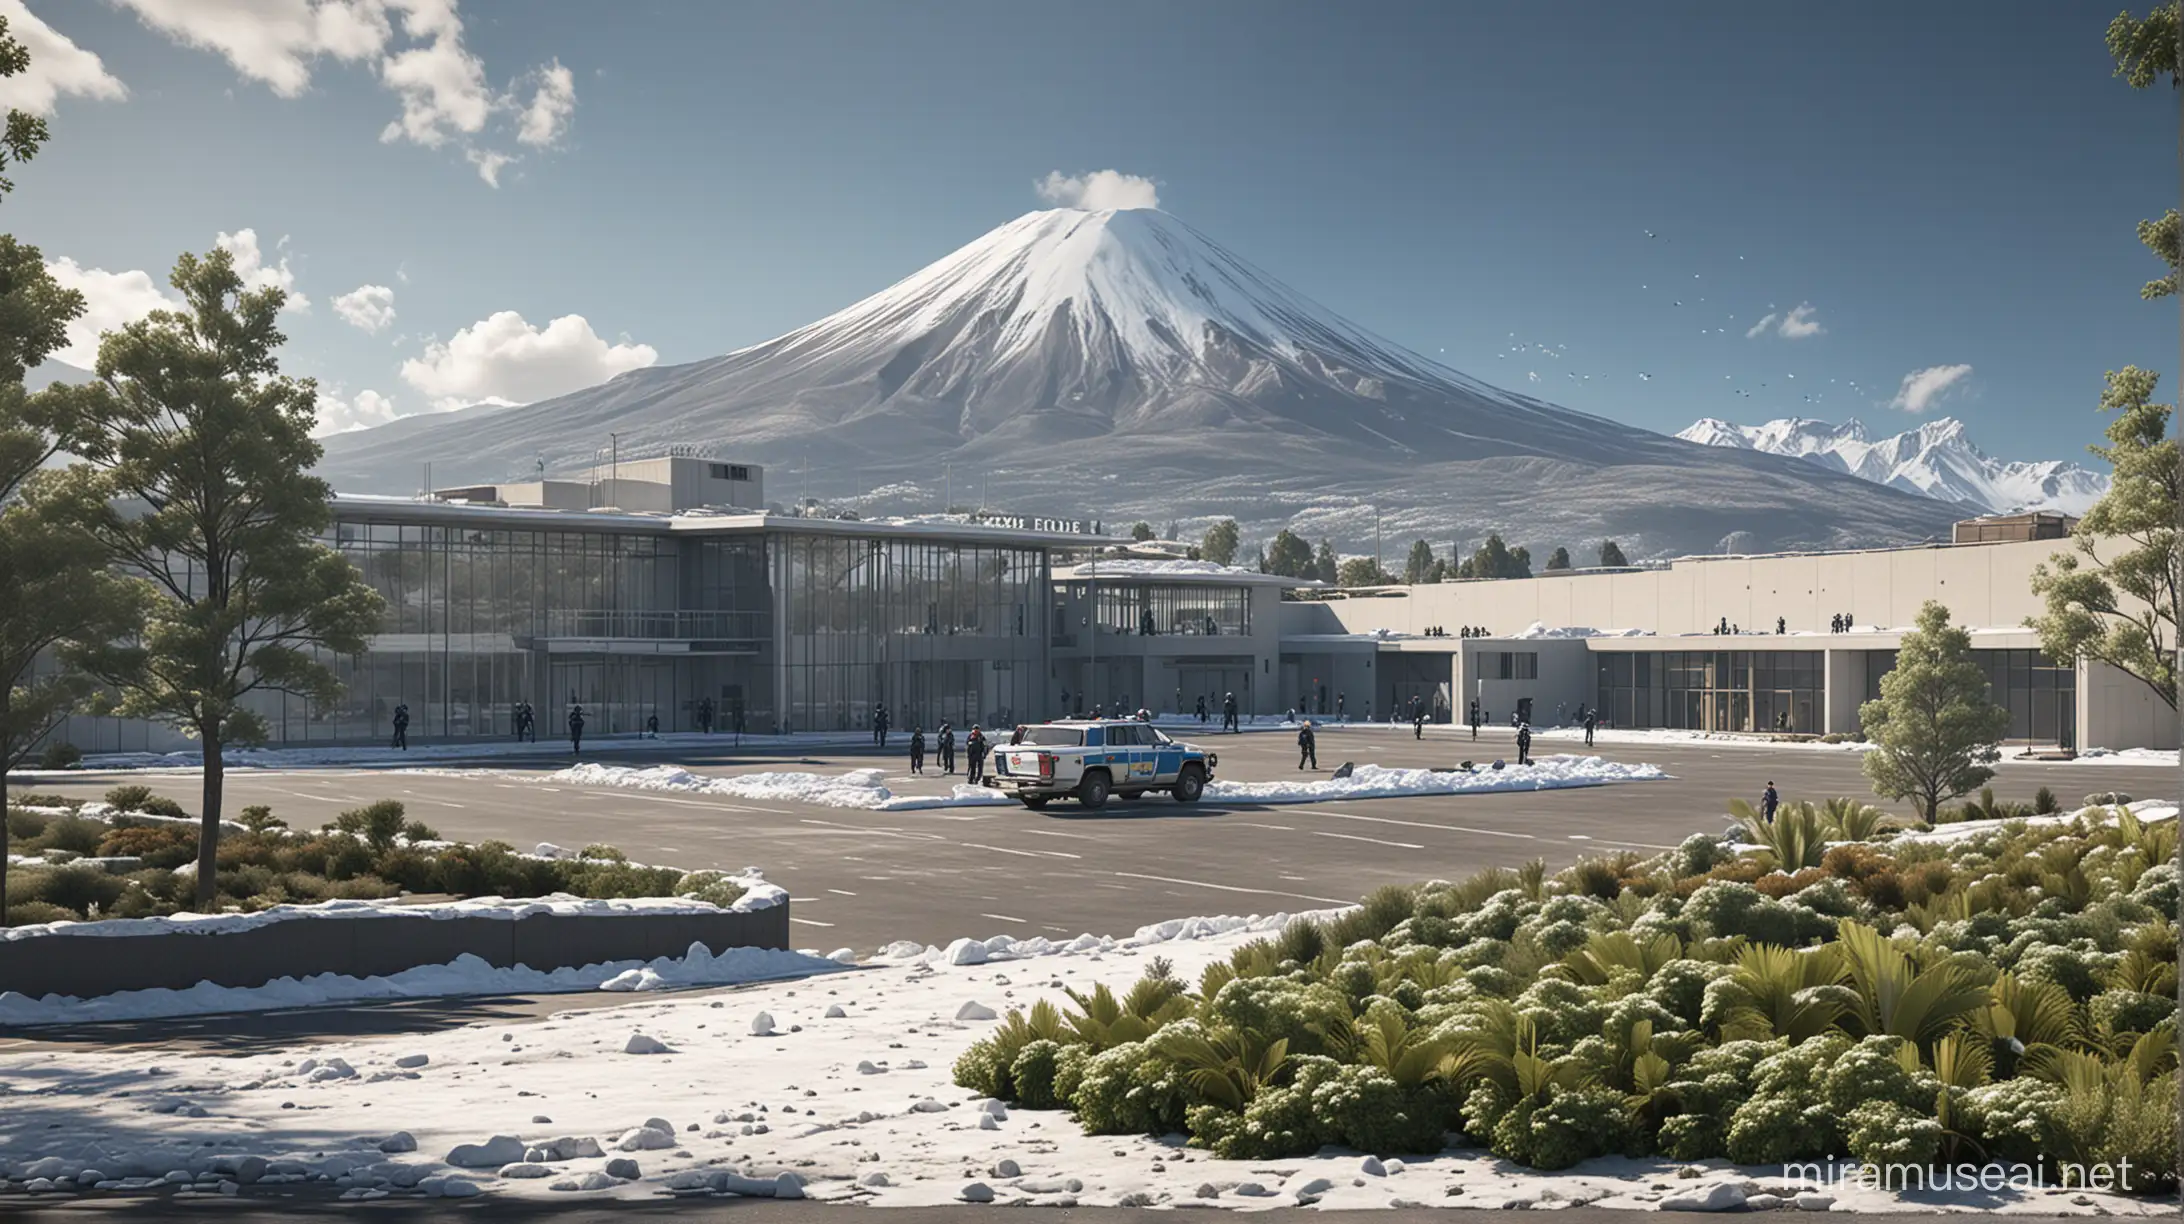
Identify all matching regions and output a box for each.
[1515,721,1532,765]
[966,725,988,784]
[939,722,956,774]
[1297,720,1317,770]
[568,704,586,755]
[1222,692,1239,733]
[909,726,926,775]
[1584,707,1597,747]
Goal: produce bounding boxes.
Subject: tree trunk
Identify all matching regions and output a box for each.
[194,731,223,911]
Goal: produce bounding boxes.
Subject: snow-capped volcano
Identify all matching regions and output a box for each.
[1676,416,2108,516]
[320,208,1957,557]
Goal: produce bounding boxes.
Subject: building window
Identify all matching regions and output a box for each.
[1090,584,1251,636]
[1490,651,1538,680]
[708,463,752,482]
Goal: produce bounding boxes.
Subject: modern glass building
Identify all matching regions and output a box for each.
[49,494,1092,751]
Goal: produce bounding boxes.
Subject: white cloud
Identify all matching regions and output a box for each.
[1743,303,1823,340]
[114,0,388,98]
[1777,302,1824,339]
[115,0,574,185]
[399,310,656,410]
[0,0,128,115]
[215,228,309,310]
[331,282,395,332]
[43,256,176,368]
[313,386,402,435]
[516,58,574,147]
[377,0,491,149]
[1034,169,1160,211]
[464,146,511,186]
[1889,363,1973,414]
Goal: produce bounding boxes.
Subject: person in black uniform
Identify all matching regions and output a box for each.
[873,703,890,747]
[1515,721,1533,766]
[390,702,409,751]
[909,726,926,775]
[966,725,988,784]
[568,704,586,754]
[1583,707,1597,747]
[938,722,956,774]
[1297,720,1317,770]
[1222,692,1239,733]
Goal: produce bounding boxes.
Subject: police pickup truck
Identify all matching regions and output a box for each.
[987,719,1217,809]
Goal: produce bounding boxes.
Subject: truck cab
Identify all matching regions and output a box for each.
[988,719,1217,809]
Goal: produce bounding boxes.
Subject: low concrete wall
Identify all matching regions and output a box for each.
[0,903,791,1002]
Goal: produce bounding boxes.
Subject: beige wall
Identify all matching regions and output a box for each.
[1293,538,2077,639]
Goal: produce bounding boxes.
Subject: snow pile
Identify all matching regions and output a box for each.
[2070,747,2181,766]
[0,942,848,1027]
[537,763,1013,811]
[873,910,1340,968]
[0,887,780,945]
[1894,798,2178,847]
[1203,756,1664,804]
[1510,621,1649,640]
[9,730,891,776]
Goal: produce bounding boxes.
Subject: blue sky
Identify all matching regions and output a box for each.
[3,0,2175,465]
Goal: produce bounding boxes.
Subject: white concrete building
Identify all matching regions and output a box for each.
[1276,535,2176,751]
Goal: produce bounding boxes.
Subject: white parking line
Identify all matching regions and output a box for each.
[979,913,1027,924]
[1310,830,1424,850]
[789,917,835,928]
[827,888,858,897]
[1282,807,1537,840]
[959,842,1082,860]
[1112,872,1352,906]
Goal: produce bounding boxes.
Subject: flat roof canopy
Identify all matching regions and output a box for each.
[331,495,1127,548]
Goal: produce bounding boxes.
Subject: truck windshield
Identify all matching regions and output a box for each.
[1016,726,1086,747]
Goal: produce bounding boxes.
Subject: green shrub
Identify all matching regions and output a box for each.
[237,805,287,833]
[402,820,438,843]
[137,795,187,819]
[1843,1100,1942,1168]
[30,865,129,918]
[95,825,199,870]
[36,741,81,770]
[1069,1041,1192,1135]
[333,800,408,852]
[673,870,749,909]
[5,807,50,842]
[2089,988,2172,1036]
[1312,1063,1454,1155]
[1010,1039,1069,1110]
[23,815,105,856]
[1192,1054,1345,1158]
[3,900,74,927]
[2032,787,2060,816]
[579,843,628,862]
[1489,1086,1632,1170]
[102,784,154,811]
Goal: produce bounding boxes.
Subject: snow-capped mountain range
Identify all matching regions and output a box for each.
[321,208,1958,557]
[1675,417,2108,516]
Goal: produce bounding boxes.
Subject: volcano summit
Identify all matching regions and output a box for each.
[320,208,1957,557]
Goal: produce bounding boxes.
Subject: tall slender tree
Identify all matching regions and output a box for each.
[1599,539,1630,568]
[1859,601,2010,824]
[1544,546,1572,572]
[1403,538,1435,585]
[1200,519,1240,566]
[51,246,385,910]
[1263,529,1314,578]
[1312,539,1339,584]
[0,14,138,921]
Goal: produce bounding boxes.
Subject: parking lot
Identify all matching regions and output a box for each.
[18,726,2171,956]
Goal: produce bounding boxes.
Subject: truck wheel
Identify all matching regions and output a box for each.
[1076,771,1111,809]
[1172,765,1205,803]
[1021,796,1050,810]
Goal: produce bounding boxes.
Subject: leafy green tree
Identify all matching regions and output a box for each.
[1859,601,2010,823]
[1129,521,1155,542]
[1545,546,1572,572]
[2029,368,2179,711]
[49,246,387,909]
[1337,556,1389,587]
[1263,529,1314,578]
[1200,519,1240,566]
[1403,538,1435,584]
[1312,539,1338,584]
[0,18,139,920]
[1599,540,1629,568]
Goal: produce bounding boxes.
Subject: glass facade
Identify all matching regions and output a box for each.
[777,534,1049,734]
[1595,650,1824,733]
[1084,584,1250,637]
[1862,649,2074,745]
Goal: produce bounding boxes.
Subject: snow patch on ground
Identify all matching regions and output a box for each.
[1202,756,1665,804]
[0,879,782,945]
[0,908,2158,1213]
[456,763,1017,811]
[1892,799,2178,846]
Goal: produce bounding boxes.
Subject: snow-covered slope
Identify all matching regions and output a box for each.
[320,209,1957,557]
[1677,417,2108,516]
